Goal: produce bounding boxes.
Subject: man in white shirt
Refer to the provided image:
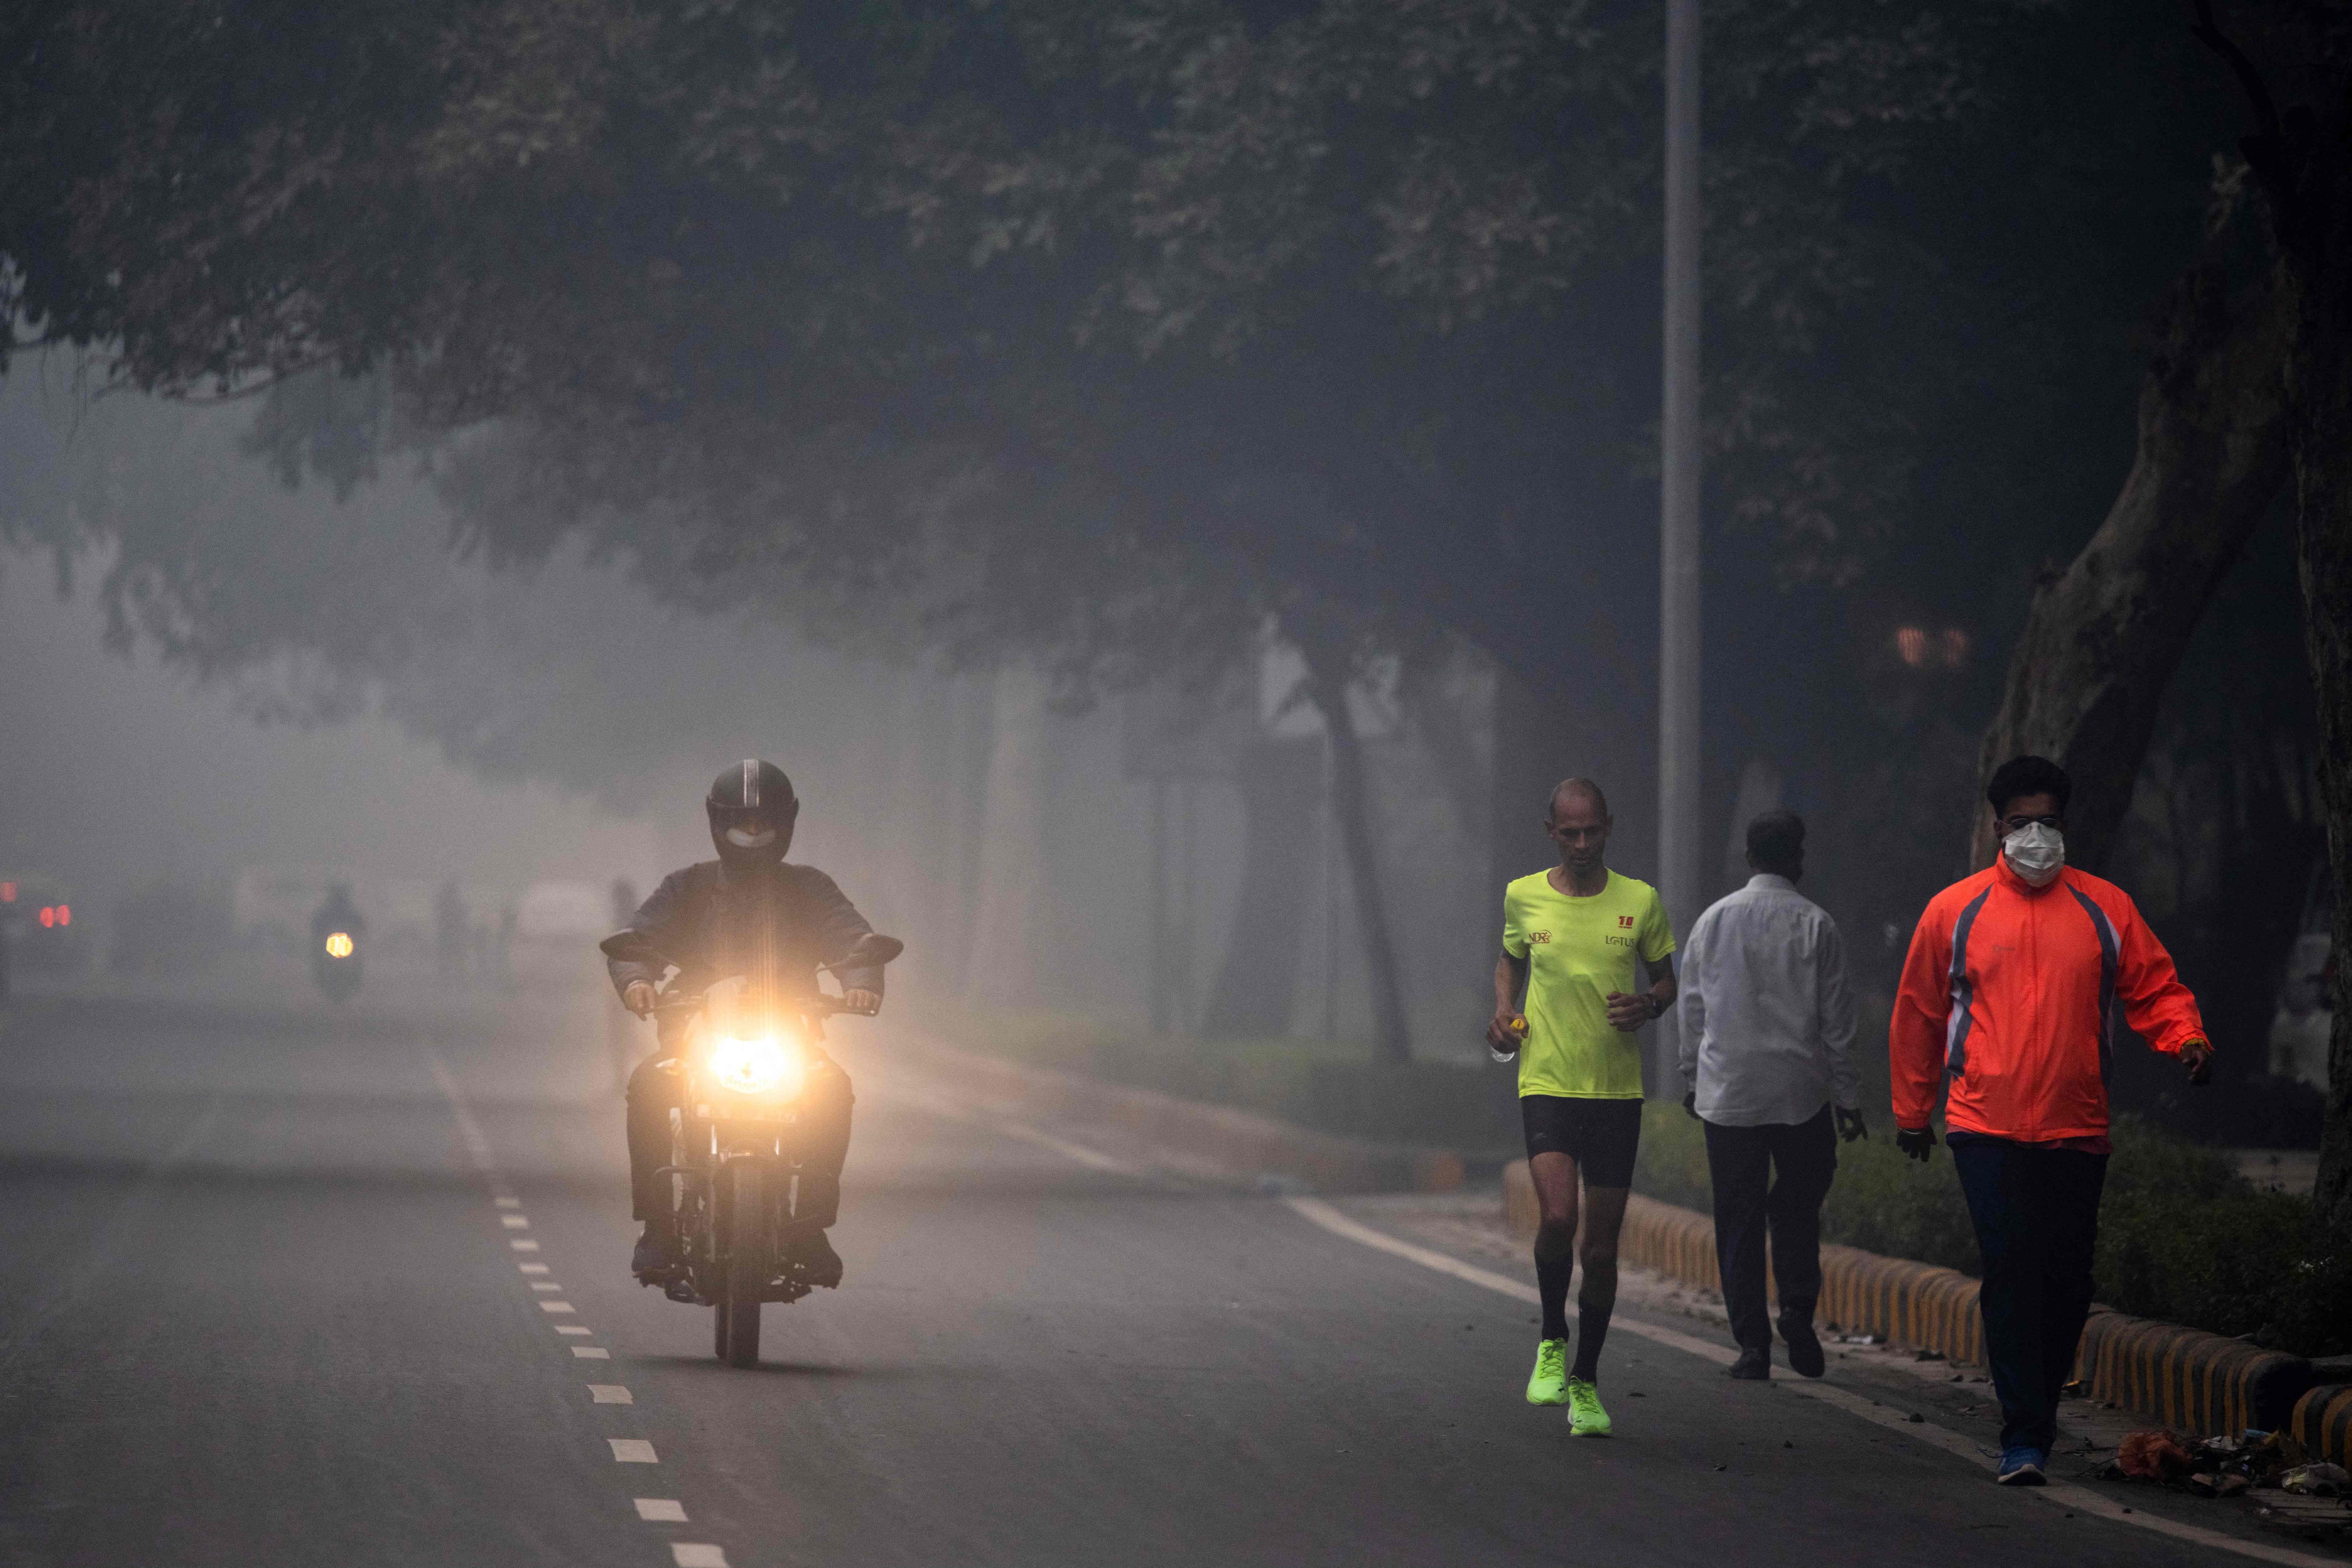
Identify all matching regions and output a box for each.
[1677,810,1865,1380]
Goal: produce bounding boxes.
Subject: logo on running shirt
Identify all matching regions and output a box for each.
[1618,915,1635,929]
[1529,931,1552,944]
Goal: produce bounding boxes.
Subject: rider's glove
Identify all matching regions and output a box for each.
[1894,1125,1936,1163]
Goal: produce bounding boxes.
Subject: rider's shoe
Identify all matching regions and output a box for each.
[1526,1338,1570,1405]
[792,1229,845,1290]
[1565,1377,1613,1438]
[631,1222,679,1281]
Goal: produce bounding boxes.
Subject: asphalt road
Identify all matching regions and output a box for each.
[0,988,2284,1567]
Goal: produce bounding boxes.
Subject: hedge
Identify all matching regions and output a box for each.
[1633,1104,2351,1357]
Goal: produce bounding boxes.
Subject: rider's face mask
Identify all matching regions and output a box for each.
[2001,821,2065,887]
[724,821,778,850]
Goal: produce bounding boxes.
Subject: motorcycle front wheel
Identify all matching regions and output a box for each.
[716,1161,766,1367]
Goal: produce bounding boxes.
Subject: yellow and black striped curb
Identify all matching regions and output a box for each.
[1501,1162,2334,1455]
[904,1039,1466,1194]
[2292,1383,2352,1465]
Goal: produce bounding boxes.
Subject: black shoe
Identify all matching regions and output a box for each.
[1728,1346,1771,1380]
[631,1223,679,1280]
[792,1229,844,1290]
[1780,1318,1826,1379]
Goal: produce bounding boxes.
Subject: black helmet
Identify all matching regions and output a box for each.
[706,759,799,870]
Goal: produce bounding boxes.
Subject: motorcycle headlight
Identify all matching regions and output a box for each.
[708,1033,802,1097]
[323,931,354,958]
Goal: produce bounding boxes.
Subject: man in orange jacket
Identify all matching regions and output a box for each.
[1891,755,2211,1487]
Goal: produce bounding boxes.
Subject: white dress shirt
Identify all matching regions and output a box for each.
[1677,873,1859,1127]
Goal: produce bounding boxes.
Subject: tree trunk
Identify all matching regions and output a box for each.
[1199,737,1321,1040]
[2271,100,2352,1242]
[1295,631,1414,1065]
[1971,264,2293,874]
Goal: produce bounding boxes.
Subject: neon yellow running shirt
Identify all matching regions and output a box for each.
[1502,868,1676,1099]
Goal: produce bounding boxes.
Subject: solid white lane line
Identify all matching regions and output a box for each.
[424,1048,497,1174]
[518,1263,550,1275]
[1284,1196,1537,1303]
[608,1439,658,1463]
[530,1282,562,1292]
[540,1301,575,1314]
[1282,1196,2343,1568]
[556,1325,593,1336]
[672,1546,728,1568]
[992,1119,1136,1173]
[510,1240,540,1252]
[501,1215,530,1229]
[572,1347,611,1359]
[496,1197,521,1209]
[588,1384,633,1404]
[634,1499,688,1522]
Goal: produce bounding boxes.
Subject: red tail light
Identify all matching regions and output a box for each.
[56,904,71,927]
[0,881,15,903]
[38,906,55,928]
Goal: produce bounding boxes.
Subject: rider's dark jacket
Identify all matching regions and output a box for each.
[600,861,883,1005]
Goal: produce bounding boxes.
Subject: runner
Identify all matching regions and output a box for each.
[1488,777,1678,1437]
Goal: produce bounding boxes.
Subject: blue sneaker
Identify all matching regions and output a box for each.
[1995,1446,2047,1486]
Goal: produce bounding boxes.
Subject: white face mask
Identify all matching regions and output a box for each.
[2002,822,2065,887]
[724,826,777,850]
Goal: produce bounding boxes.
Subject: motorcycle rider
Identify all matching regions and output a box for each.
[602,761,885,1288]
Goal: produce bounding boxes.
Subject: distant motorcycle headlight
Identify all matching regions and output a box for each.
[323,931,354,958]
[708,1034,801,1096]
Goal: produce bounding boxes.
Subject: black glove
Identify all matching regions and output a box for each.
[1682,1090,1699,1121]
[1835,1106,1868,1143]
[2182,1041,2212,1087]
[1894,1125,1936,1163]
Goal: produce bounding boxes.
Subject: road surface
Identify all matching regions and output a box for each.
[0,988,2325,1567]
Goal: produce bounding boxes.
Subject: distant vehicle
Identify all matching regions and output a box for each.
[311,885,366,1004]
[2269,865,2335,1091]
[0,872,86,978]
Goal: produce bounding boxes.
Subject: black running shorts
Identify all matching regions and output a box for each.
[1520,1095,1644,1189]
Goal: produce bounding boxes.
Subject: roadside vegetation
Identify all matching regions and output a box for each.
[1634,1105,2352,1358]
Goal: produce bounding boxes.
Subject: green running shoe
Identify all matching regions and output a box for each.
[1565,1376,1613,1437]
[1525,1339,1569,1405]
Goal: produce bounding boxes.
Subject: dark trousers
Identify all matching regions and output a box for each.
[1703,1106,1838,1353]
[1951,1137,2107,1454]
[625,1049,855,1228]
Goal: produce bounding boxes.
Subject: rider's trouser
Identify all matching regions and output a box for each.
[625,1047,854,1229]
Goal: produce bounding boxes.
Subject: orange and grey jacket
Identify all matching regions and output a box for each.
[1891,860,2207,1141]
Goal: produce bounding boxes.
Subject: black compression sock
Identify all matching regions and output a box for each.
[1535,1251,1573,1341]
[1571,1298,1613,1381]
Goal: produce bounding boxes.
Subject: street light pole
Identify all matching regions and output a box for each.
[1655,0,1702,1095]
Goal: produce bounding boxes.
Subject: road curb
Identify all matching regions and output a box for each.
[1501,1161,2330,1449]
[2291,1383,2352,1464]
[901,1040,1466,1194]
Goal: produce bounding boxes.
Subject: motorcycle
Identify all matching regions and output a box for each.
[643,931,901,1367]
[313,925,362,1002]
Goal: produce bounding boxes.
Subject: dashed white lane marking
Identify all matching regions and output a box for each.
[501,1215,531,1229]
[530,1282,562,1292]
[495,1197,521,1209]
[635,1499,688,1522]
[608,1438,658,1463]
[519,1263,550,1275]
[540,1301,576,1314]
[572,1347,611,1360]
[556,1325,592,1336]
[588,1385,634,1404]
[510,1240,540,1252]
[1281,1196,2342,1568]
[672,1546,728,1568]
